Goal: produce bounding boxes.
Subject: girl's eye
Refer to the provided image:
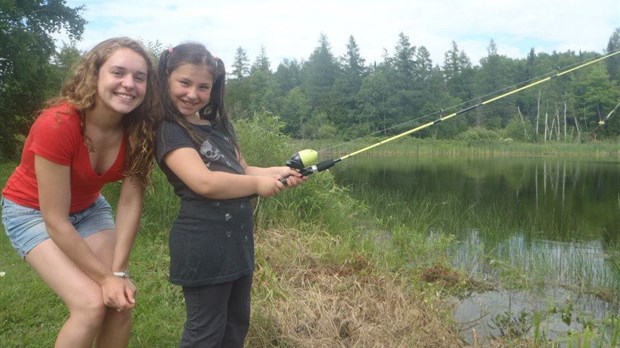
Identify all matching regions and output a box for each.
[135,75,146,83]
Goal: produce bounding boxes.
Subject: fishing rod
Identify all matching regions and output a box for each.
[281,49,620,181]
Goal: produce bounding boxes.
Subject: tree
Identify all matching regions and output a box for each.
[50,41,82,94]
[279,87,310,137]
[248,71,274,114]
[300,33,338,111]
[443,41,474,102]
[606,27,620,83]
[251,45,271,73]
[391,32,416,89]
[414,46,433,82]
[273,58,301,95]
[231,47,250,79]
[572,64,620,137]
[341,35,366,87]
[475,40,514,129]
[334,35,367,131]
[0,0,86,159]
[357,69,393,135]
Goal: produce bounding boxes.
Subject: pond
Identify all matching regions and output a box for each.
[331,154,620,345]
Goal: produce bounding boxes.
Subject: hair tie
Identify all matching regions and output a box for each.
[168,47,173,54]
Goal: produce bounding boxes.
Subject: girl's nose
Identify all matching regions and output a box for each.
[186,88,198,100]
[121,76,135,89]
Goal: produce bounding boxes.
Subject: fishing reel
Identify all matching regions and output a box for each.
[285,149,318,175]
[280,148,338,184]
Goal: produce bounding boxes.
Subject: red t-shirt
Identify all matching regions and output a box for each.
[2,103,126,213]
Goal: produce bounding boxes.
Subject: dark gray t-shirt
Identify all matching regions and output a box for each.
[156,120,254,286]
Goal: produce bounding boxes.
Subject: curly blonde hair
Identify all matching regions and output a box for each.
[53,37,160,186]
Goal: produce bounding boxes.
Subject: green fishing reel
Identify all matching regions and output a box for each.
[281,148,338,184]
[280,149,319,184]
[285,149,318,172]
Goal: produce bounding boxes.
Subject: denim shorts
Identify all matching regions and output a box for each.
[1,195,115,259]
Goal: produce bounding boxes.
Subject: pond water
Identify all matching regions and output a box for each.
[331,154,620,345]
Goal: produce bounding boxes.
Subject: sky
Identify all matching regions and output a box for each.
[58,0,620,70]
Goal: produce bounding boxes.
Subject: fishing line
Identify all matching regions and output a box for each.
[319,54,586,154]
[591,100,620,135]
[282,49,620,181]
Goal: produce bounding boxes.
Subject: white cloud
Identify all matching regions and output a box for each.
[61,0,619,68]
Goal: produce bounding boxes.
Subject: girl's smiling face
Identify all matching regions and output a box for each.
[167,63,213,117]
[96,47,148,116]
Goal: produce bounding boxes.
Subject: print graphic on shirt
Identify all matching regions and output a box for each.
[199,139,222,167]
[222,136,234,168]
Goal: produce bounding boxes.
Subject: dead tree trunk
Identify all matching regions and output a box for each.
[563,100,567,141]
[536,90,541,136]
[544,112,549,141]
[556,108,561,141]
[517,106,529,140]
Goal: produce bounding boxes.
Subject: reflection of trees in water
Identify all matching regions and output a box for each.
[336,155,620,255]
[526,159,619,243]
[339,156,618,239]
[535,160,580,207]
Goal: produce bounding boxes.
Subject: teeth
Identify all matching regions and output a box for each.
[116,93,134,100]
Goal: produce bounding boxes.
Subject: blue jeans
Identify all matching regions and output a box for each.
[1,195,115,259]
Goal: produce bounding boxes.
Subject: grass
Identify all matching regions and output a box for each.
[2,130,620,347]
[0,162,464,347]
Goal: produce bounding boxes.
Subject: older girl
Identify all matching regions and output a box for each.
[1,37,159,347]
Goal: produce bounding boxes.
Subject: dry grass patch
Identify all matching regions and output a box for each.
[250,228,463,347]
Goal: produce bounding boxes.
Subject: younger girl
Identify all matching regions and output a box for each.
[1,37,159,347]
[156,42,304,347]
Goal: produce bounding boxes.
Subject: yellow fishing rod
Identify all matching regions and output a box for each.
[282,49,620,180]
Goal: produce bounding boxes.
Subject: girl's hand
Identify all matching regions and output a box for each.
[101,275,136,311]
[256,176,285,197]
[282,168,306,187]
[275,167,306,188]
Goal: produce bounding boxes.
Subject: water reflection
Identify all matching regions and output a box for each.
[333,156,620,265]
[332,154,620,343]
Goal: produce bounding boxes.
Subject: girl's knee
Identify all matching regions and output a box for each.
[107,307,133,327]
[68,295,108,328]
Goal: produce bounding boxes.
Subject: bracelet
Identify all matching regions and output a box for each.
[113,271,129,278]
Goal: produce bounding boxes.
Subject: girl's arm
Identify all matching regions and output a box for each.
[110,176,144,304]
[35,155,132,309]
[163,147,287,199]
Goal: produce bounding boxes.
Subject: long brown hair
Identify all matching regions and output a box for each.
[51,37,160,186]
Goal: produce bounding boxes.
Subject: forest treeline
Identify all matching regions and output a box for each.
[2,1,619,160]
[226,30,620,144]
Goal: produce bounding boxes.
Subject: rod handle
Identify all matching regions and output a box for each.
[280,159,338,185]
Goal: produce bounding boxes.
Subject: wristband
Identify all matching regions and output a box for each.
[113,271,129,278]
